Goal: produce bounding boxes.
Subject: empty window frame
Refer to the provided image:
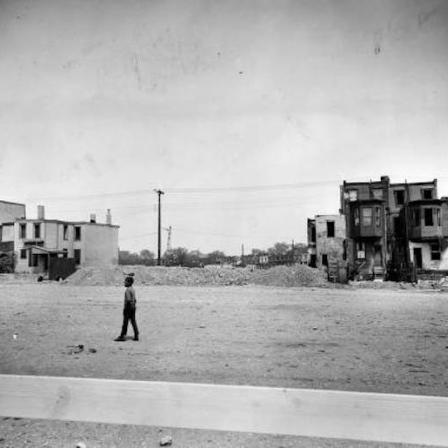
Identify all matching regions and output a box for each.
[327,221,335,237]
[356,242,365,259]
[424,208,434,226]
[354,207,360,226]
[422,189,433,200]
[394,190,405,206]
[372,188,383,199]
[20,223,26,239]
[430,242,441,260]
[436,208,441,226]
[375,207,381,227]
[63,225,68,240]
[34,223,41,239]
[322,254,328,266]
[362,207,372,226]
[74,249,81,265]
[348,190,358,201]
[20,249,27,259]
[74,226,81,241]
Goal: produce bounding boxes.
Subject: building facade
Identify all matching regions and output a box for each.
[340,176,448,281]
[0,204,119,275]
[307,214,347,282]
[0,200,27,272]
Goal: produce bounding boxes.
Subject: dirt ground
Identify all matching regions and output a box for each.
[1,282,447,447]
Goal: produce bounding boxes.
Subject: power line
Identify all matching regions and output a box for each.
[26,179,341,202]
[165,180,339,194]
[23,175,448,203]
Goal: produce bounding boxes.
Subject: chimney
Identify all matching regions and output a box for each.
[37,205,45,220]
[106,209,112,225]
[90,213,96,223]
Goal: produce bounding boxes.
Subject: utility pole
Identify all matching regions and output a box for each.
[154,189,165,265]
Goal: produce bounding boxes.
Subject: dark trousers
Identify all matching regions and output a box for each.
[121,306,139,337]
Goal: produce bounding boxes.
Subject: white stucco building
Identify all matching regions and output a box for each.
[0,204,119,275]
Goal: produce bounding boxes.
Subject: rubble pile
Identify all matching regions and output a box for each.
[347,280,413,290]
[66,264,328,287]
[250,265,328,287]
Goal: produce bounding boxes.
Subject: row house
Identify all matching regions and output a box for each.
[340,176,448,281]
[308,176,448,282]
[0,203,119,276]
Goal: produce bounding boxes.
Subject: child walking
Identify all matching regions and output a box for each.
[114,275,139,341]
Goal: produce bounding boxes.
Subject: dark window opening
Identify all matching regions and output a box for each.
[395,190,405,206]
[424,208,434,226]
[74,226,81,241]
[394,217,401,236]
[34,223,41,239]
[74,249,81,265]
[327,221,335,238]
[413,248,422,269]
[437,208,441,226]
[311,226,316,243]
[20,224,26,239]
[431,243,441,260]
[413,209,420,227]
[20,249,27,259]
[63,225,68,240]
[322,254,328,266]
[422,189,433,200]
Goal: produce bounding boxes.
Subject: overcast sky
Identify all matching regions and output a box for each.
[1,0,447,255]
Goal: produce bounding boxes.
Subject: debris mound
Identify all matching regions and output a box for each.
[66,265,328,287]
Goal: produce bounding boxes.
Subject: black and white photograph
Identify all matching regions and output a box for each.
[1,0,448,447]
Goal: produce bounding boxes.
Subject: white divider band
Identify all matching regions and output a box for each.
[1,375,448,446]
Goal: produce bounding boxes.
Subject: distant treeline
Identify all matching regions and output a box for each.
[119,242,307,268]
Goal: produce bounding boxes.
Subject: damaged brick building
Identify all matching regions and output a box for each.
[308,176,448,282]
[341,176,448,281]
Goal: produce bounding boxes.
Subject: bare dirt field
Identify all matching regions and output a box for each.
[1,281,448,447]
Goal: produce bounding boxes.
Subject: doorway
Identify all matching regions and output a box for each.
[413,248,423,269]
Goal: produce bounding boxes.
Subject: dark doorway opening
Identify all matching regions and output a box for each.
[413,248,422,269]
